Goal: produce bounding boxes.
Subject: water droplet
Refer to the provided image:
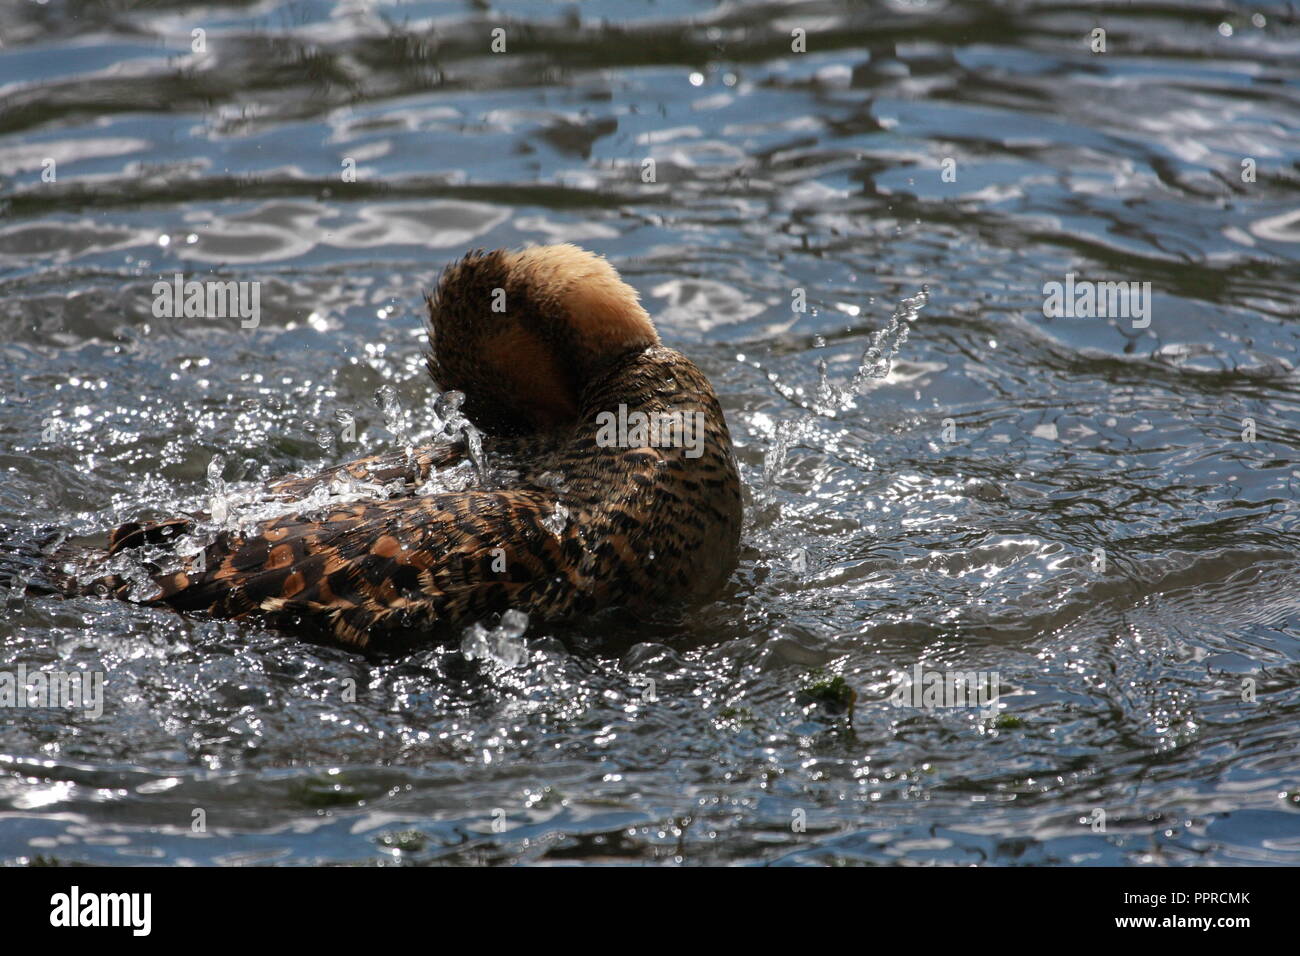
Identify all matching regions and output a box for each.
[541,501,570,537]
[206,454,226,485]
[375,384,407,444]
[461,611,530,668]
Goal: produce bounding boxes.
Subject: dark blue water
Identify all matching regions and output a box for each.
[1,0,1298,865]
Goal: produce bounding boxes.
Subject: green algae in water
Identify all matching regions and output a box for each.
[290,774,368,808]
[798,672,857,721]
[992,715,1025,730]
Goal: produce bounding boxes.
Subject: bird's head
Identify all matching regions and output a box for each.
[425,244,659,435]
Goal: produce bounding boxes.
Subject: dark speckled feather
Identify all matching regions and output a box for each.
[86,246,743,648]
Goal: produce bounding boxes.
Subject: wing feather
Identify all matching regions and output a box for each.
[137,490,563,647]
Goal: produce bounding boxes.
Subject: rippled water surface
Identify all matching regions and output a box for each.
[1,0,1299,865]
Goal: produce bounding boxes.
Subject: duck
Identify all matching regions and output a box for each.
[78,244,744,648]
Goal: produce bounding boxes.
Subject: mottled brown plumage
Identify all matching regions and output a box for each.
[89,245,743,648]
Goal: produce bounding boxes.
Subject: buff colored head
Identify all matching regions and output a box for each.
[425,244,659,434]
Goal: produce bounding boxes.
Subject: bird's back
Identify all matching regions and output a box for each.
[96,345,741,648]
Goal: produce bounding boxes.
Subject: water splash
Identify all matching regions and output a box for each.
[373,384,488,483]
[461,609,530,668]
[761,288,928,493]
[3,566,31,611]
[819,287,928,411]
[432,389,486,480]
[375,384,408,446]
[88,377,502,599]
[207,454,229,526]
[335,409,355,439]
[307,420,336,457]
[541,501,570,537]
